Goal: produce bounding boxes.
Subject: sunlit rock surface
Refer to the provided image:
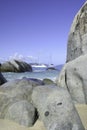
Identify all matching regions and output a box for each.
[67,1,87,62]
[56,54,87,104]
[32,85,85,130]
[1,60,32,72]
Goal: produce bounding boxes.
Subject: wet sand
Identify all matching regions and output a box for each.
[0,104,86,130]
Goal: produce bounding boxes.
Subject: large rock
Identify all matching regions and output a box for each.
[67,1,87,62]
[0,92,36,127]
[0,92,19,118]
[0,78,44,101]
[0,60,32,72]
[56,54,87,104]
[32,85,84,130]
[0,78,44,126]
[56,1,87,104]
[5,100,35,127]
[0,79,32,102]
[0,72,7,85]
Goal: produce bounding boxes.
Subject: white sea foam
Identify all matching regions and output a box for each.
[2,69,59,82]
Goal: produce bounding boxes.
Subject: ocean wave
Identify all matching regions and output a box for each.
[2,69,59,82]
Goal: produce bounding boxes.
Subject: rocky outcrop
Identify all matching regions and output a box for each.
[32,85,85,130]
[0,78,44,127]
[67,1,87,62]
[56,54,87,104]
[0,60,32,72]
[0,76,85,129]
[0,72,7,85]
[56,1,87,105]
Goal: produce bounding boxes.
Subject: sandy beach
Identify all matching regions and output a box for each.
[0,104,86,130]
[0,119,45,130]
[75,104,87,130]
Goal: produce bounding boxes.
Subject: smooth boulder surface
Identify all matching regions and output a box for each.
[67,1,87,62]
[5,100,35,127]
[0,78,44,102]
[56,1,87,104]
[0,60,32,72]
[0,92,21,118]
[0,78,44,126]
[32,85,85,130]
[56,54,87,104]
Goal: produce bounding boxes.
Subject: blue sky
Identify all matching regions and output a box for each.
[0,0,85,65]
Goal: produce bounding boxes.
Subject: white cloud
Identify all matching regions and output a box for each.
[0,53,40,63]
[8,53,38,63]
[9,53,25,61]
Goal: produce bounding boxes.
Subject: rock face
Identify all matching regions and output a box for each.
[0,72,7,85]
[32,85,85,130]
[5,100,35,127]
[0,78,44,127]
[67,1,87,62]
[56,54,87,104]
[1,60,32,72]
[0,77,44,102]
[56,1,87,104]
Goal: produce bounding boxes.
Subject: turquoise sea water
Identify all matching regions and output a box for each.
[2,67,60,82]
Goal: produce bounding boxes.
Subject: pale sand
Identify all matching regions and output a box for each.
[0,119,46,130]
[75,104,87,130]
[0,104,86,130]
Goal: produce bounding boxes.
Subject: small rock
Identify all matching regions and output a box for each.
[43,78,54,85]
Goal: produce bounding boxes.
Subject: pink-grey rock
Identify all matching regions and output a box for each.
[0,60,32,72]
[5,100,35,127]
[56,54,87,104]
[0,77,44,126]
[32,85,85,130]
[67,1,87,62]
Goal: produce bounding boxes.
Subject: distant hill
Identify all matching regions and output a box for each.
[55,64,64,71]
